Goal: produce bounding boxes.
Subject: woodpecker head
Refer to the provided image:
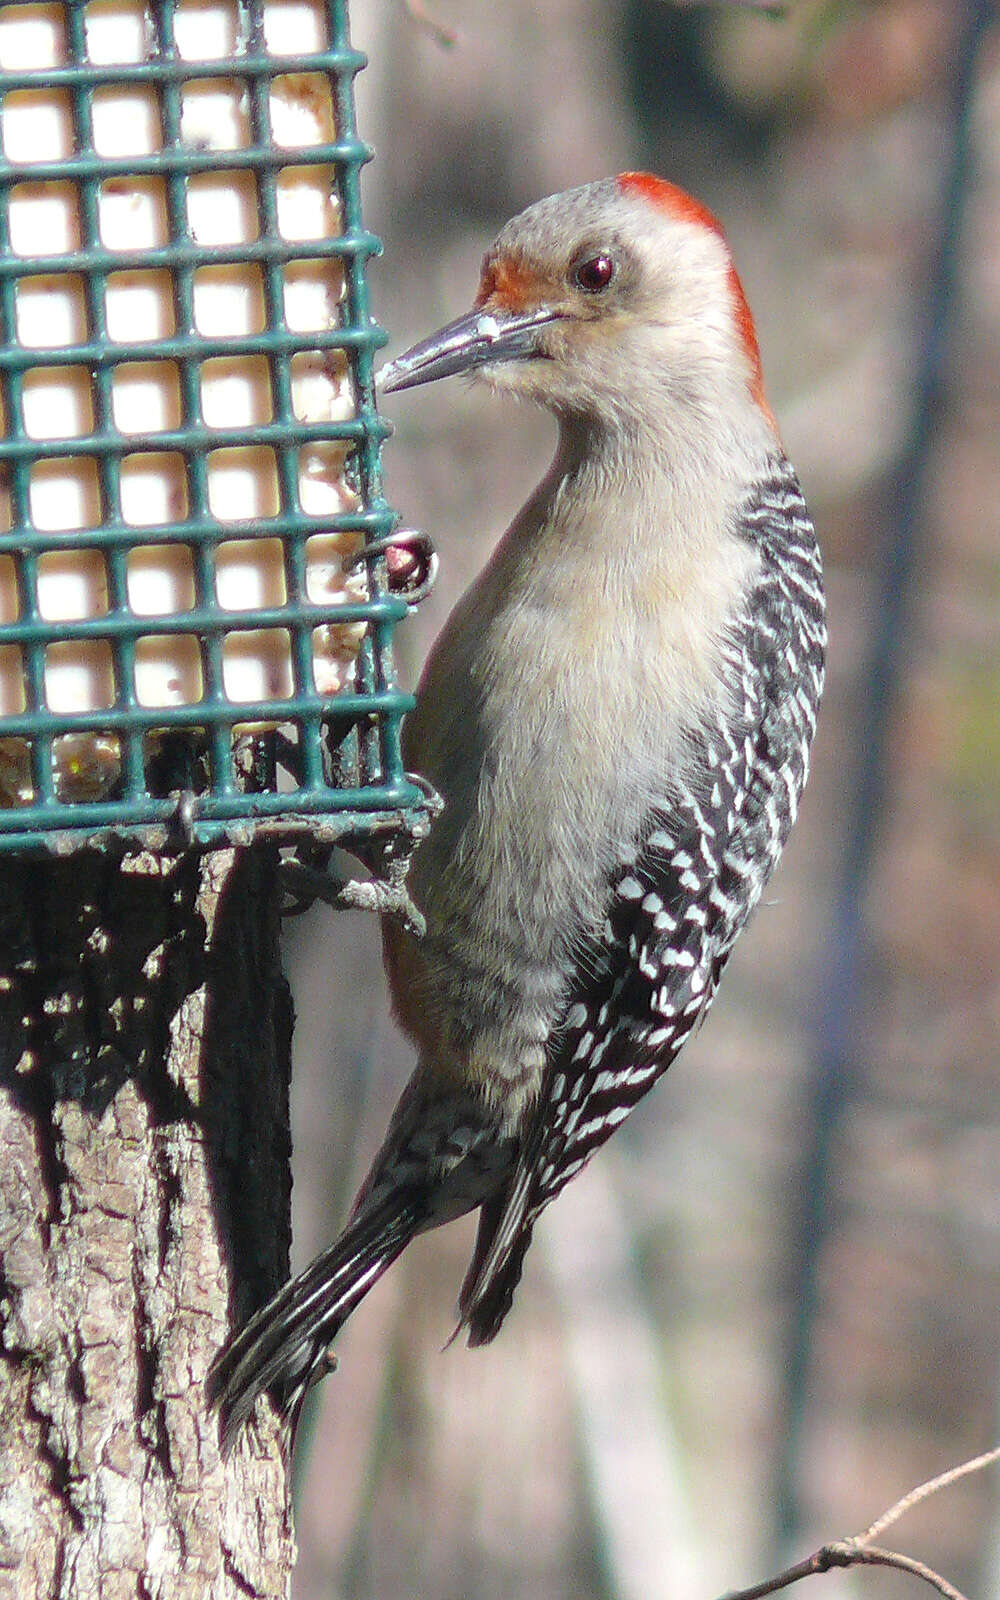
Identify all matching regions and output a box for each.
[379,173,776,439]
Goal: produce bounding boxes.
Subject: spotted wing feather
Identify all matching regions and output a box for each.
[459,457,826,1342]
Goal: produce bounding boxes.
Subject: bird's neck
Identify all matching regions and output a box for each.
[473,404,765,661]
[520,401,770,571]
[554,383,772,483]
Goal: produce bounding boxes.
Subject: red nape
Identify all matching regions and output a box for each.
[617,172,775,427]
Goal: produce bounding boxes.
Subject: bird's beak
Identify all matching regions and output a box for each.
[378,305,558,394]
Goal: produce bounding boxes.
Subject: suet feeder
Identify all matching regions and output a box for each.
[0,0,430,859]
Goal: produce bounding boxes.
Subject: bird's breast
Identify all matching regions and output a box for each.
[391,510,759,1098]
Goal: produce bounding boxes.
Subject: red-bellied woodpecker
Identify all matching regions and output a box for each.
[209,173,826,1450]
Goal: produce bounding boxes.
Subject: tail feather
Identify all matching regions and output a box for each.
[461,1220,536,1347]
[457,1163,536,1346]
[208,1190,424,1453]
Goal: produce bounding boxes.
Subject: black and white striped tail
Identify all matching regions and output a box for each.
[208,1190,425,1453]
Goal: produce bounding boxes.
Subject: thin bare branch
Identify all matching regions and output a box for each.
[719,1448,1000,1600]
[721,1541,969,1600]
[860,1446,1000,1545]
[848,1545,968,1600]
[718,1551,833,1600]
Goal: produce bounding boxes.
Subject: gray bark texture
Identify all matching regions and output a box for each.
[0,846,296,1600]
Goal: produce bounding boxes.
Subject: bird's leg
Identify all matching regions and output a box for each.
[280,777,440,936]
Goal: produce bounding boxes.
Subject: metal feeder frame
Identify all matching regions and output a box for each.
[0,0,431,862]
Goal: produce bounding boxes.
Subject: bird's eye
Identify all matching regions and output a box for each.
[572,253,616,294]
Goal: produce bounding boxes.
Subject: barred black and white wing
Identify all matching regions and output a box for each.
[459,458,826,1343]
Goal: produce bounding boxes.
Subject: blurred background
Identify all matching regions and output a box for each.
[285,2,1000,1596]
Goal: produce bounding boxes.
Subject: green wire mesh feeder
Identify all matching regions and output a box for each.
[0,0,432,865]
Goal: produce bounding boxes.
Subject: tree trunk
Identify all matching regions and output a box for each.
[0,847,296,1599]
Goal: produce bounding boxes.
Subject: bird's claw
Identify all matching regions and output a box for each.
[334,873,427,937]
[404,769,444,818]
[280,846,427,938]
[344,527,439,605]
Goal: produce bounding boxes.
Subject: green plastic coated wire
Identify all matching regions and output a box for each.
[0,0,427,854]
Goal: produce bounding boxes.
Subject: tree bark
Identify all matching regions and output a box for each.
[0,846,296,1599]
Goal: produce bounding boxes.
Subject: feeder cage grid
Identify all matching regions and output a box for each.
[0,0,425,855]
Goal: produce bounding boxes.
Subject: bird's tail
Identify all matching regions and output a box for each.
[456,1162,538,1347]
[208,1188,425,1453]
